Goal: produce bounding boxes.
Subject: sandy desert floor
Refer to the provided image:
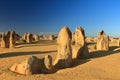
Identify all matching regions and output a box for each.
[0,40,120,80]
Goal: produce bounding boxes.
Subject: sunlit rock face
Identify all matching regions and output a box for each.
[1,31,17,48]
[9,31,16,48]
[49,35,55,40]
[26,33,33,43]
[54,26,72,69]
[1,32,6,48]
[97,30,109,51]
[10,56,41,74]
[33,34,39,42]
[72,27,88,59]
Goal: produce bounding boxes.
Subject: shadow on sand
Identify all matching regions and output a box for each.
[86,42,96,46]
[1,43,120,74]
[0,50,57,58]
[15,40,57,48]
[88,46,120,58]
[71,46,120,67]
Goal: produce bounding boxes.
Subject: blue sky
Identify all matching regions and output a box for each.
[0,0,120,37]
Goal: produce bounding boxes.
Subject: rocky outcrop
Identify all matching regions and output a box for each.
[72,27,88,59]
[97,30,109,50]
[54,26,72,69]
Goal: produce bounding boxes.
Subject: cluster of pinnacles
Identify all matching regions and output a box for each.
[10,26,90,74]
[22,33,40,43]
[33,34,40,42]
[9,26,111,75]
[22,33,33,43]
[0,31,18,48]
[40,35,55,40]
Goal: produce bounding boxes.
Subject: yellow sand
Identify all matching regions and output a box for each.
[0,40,120,80]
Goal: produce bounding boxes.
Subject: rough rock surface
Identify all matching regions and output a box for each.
[10,56,41,74]
[54,26,72,69]
[97,30,109,50]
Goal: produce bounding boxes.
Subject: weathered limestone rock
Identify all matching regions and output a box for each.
[1,32,6,48]
[72,44,82,59]
[75,27,85,46]
[72,27,88,59]
[49,35,55,40]
[117,38,120,46]
[43,35,49,40]
[33,34,39,41]
[10,56,41,74]
[41,55,53,73]
[97,30,109,50]
[22,33,27,41]
[15,33,20,41]
[10,55,54,74]
[1,31,18,48]
[26,33,33,43]
[54,26,72,69]
[39,35,44,40]
[72,32,75,44]
[9,31,16,48]
[6,31,11,48]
